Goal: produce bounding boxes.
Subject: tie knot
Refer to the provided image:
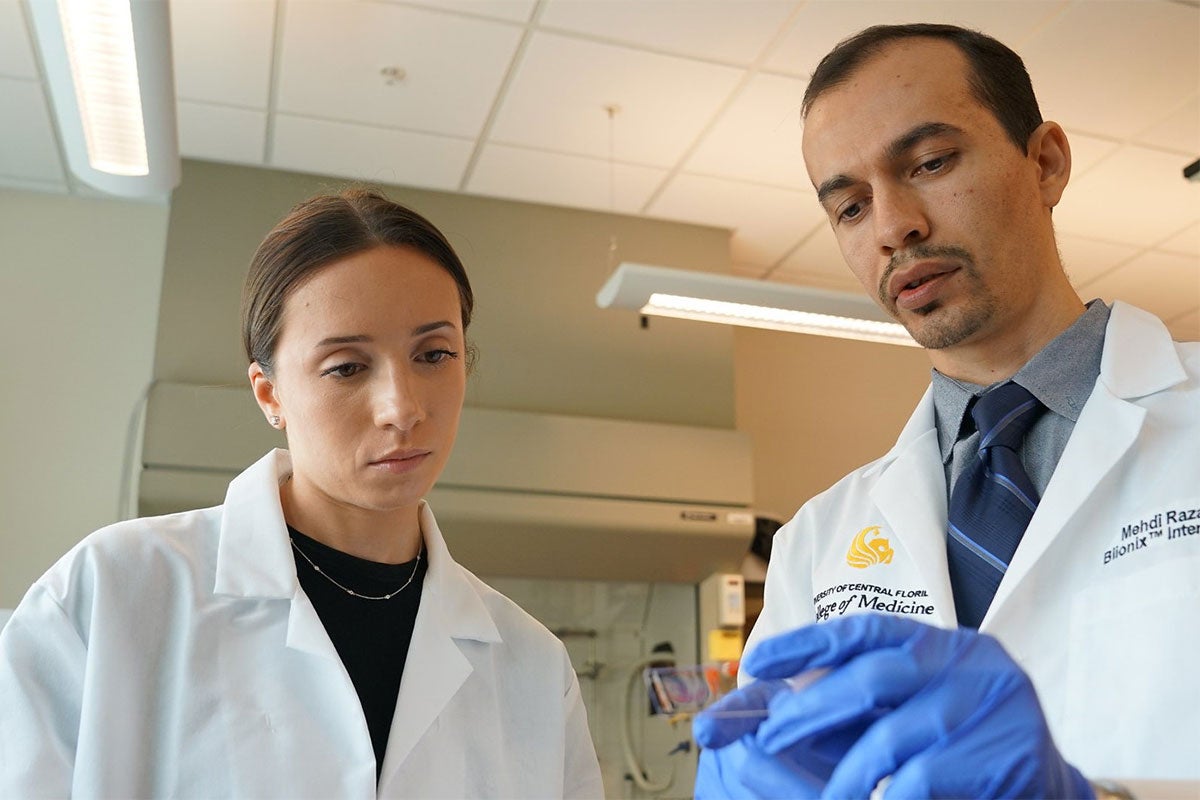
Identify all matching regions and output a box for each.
[971,381,1043,451]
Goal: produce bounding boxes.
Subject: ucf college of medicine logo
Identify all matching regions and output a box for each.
[846,525,894,569]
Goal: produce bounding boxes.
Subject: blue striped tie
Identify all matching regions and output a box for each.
[946,381,1045,628]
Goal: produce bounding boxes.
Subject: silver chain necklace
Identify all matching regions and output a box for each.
[290,537,422,601]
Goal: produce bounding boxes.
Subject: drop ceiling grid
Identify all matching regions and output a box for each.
[760,0,1071,78]
[1083,249,1200,324]
[1052,146,1200,249]
[176,101,268,166]
[1019,0,1200,146]
[536,0,798,66]
[273,1,525,139]
[270,114,476,191]
[467,143,667,214]
[681,72,810,190]
[2,0,1196,336]
[648,173,824,267]
[487,31,746,167]
[169,0,276,109]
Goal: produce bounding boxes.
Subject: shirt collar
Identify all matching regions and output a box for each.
[931,299,1110,463]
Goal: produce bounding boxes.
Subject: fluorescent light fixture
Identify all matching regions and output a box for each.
[28,0,180,197]
[597,263,919,347]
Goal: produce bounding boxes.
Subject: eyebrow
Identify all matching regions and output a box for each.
[814,122,964,205]
[885,121,962,162]
[313,321,456,349]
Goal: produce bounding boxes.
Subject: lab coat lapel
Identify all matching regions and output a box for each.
[378,502,501,785]
[985,302,1186,621]
[214,449,297,600]
[212,449,341,660]
[869,390,958,627]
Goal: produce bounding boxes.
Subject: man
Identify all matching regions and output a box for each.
[694,23,1199,799]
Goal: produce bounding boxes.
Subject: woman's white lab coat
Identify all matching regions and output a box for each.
[0,449,604,798]
[747,302,1200,781]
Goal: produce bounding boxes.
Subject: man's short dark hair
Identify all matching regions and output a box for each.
[802,23,1043,153]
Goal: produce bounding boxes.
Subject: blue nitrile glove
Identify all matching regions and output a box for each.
[718,614,1094,799]
[694,676,876,799]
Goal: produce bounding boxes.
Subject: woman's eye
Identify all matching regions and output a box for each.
[419,349,459,365]
[322,362,364,378]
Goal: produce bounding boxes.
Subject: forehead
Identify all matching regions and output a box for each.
[801,38,988,178]
[282,245,460,334]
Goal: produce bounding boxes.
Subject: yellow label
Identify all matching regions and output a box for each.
[846,525,894,569]
[707,629,744,662]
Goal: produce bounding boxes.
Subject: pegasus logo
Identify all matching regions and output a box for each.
[846,525,894,569]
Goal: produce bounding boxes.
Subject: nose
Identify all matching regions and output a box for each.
[873,184,930,254]
[373,366,425,433]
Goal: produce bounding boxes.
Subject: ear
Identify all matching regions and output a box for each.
[248,362,283,428]
[1027,121,1071,209]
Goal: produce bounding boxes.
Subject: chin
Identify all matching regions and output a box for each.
[909,300,995,350]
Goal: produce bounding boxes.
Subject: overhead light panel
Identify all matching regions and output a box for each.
[597,263,918,347]
[28,0,180,197]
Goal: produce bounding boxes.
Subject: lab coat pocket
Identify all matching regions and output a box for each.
[1062,556,1200,780]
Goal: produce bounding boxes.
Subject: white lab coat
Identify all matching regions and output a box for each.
[748,302,1200,781]
[0,449,604,799]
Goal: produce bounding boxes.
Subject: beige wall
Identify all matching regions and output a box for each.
[733,327,932,521]
[155,161,737,427]
[0,161,933,607]
[0,188,169,608]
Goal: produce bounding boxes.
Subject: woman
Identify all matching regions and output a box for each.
[0,190,604,798]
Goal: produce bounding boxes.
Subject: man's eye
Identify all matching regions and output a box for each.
[839,201,865,223]
[915,154,952,175]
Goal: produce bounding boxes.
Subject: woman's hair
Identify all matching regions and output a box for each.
[241,189,475,376]
[802,23,1043,154]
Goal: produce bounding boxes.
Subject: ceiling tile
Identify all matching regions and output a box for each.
[177,101,267,165]
[490,31,743,167]
[277,0,523,137]
[1080,249,1200,323]
[271,115,473,190]
[0,0,37,79]
[402,0,536,24]
[466,143,666,213]
[171,0,276,108]
[685,72,809,189]
[772,223,861,292]
[539,0,795,66]
[1021,1,1200,141]
[649,173,823,267]
[1167,307,1200,342]
[0,77,62,182]
[1055,233,1141,290]
[1134,96,1200,157]
[1065,131,1121,178]
[1053,145,1200,248]
[1158,222,1200,258]
[764,0,1066,77]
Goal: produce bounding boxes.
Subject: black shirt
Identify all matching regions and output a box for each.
[288,527,426,782]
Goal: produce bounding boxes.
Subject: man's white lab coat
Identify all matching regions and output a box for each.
[0,450,604,798]
[748,302,1200,781]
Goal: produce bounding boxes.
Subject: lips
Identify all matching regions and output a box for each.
[887,261,961,310]
[368,449,431,474]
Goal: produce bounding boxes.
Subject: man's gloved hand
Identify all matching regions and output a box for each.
[693,614,1094,799]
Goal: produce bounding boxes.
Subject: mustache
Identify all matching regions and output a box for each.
[879,244,976,305]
